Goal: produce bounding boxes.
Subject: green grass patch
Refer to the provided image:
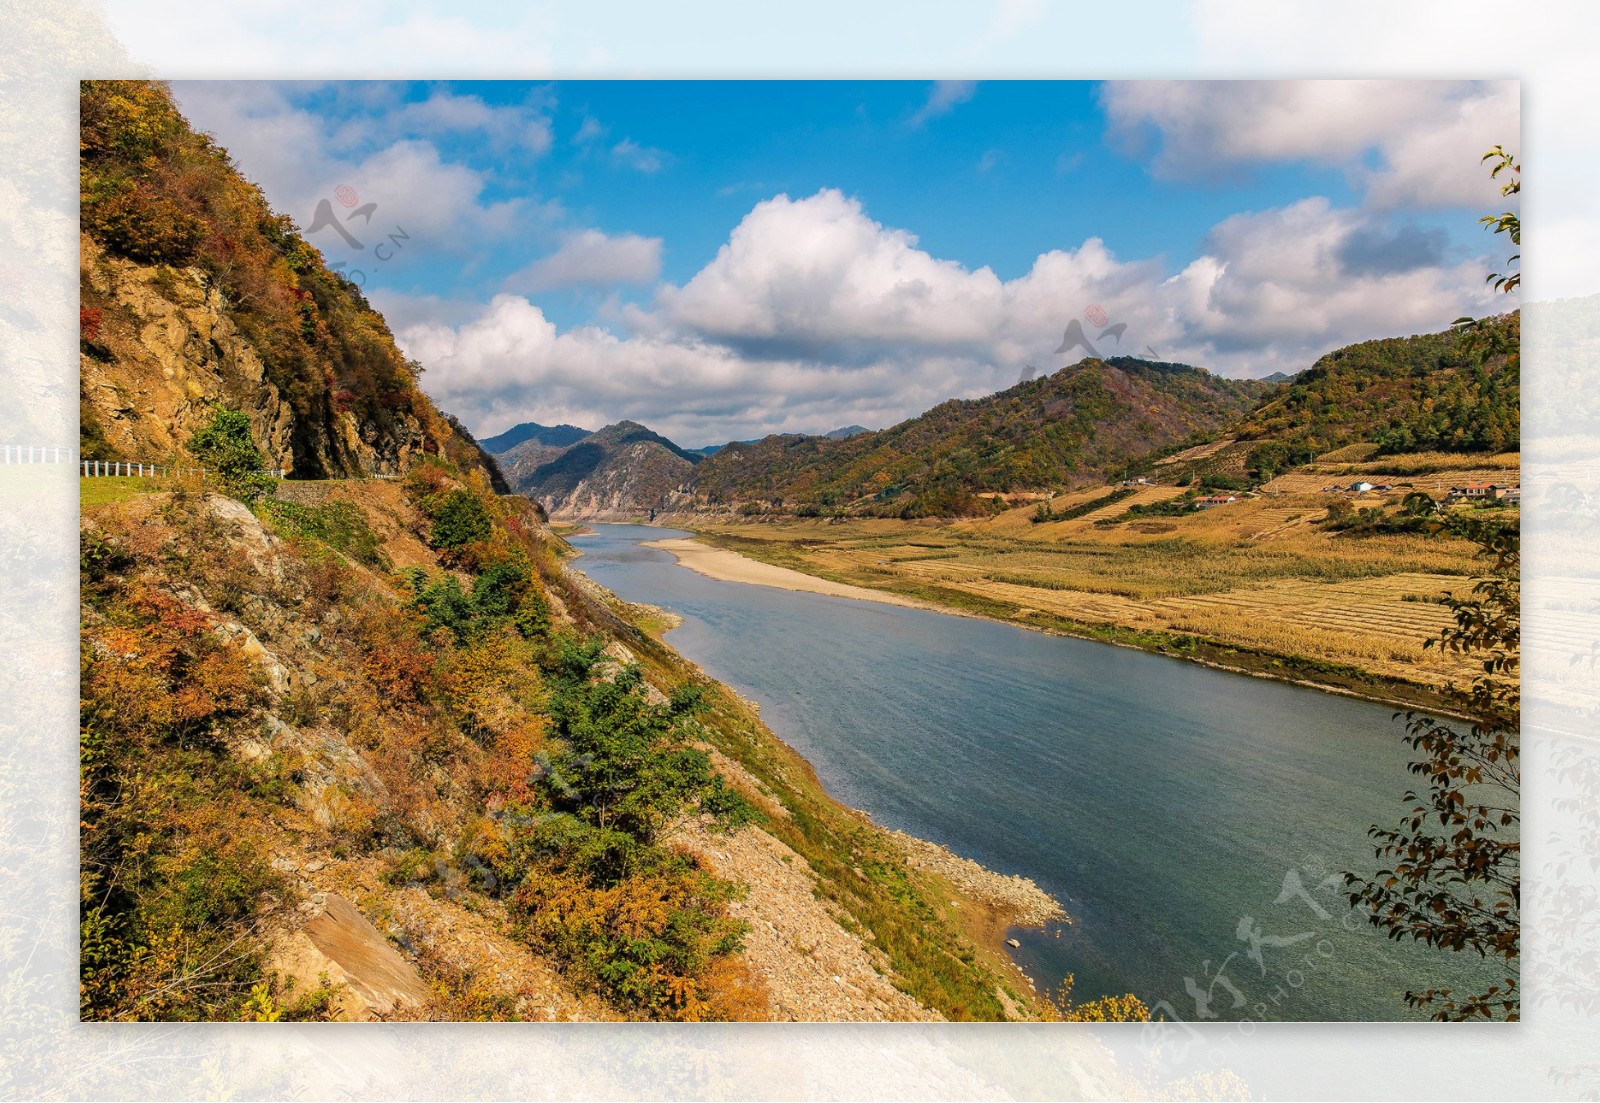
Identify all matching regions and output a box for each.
[79,475,171,507]
[259,496,389,568]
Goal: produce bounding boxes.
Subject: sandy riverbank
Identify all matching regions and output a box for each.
[641,537,940,610]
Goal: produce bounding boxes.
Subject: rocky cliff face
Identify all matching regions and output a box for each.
[538,439,695,518]
[77,79,504,487]
[495,436,578,491]
[80,236,437,477]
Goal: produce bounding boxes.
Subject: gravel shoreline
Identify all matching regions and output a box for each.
[886,828,1066,931]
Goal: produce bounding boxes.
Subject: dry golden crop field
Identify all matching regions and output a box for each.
[1151,439,1236,466]
[693,461,1522,701]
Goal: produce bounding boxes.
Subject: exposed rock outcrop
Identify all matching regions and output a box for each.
[79,235,443,477]
[271,894,431,1020]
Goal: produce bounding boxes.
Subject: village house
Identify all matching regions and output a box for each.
[1194,494,1237,509]
[1450,482,1494,500]
[1447,481,1522,503]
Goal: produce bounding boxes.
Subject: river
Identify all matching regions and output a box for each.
[569,523,1506,1021]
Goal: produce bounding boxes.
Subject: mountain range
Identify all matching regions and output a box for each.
[485,326,1519,522]
[486,358,1271,519]
[495,420,700,518]
[477,421,591,455]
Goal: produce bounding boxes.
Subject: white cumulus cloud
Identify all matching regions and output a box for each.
[171,81,539,260]
[1101,79,1519,209]
[506,229,663,292]
[398,187,1507,446]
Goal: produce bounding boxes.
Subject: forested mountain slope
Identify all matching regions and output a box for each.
[687,357,1270,517]
[1234,314,1519,458]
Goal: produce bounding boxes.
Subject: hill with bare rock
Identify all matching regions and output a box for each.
[496,420,702,520]
[77,80,503,487]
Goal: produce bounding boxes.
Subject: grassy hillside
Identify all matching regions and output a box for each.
[689,357,1270,518]
[80,464,1060,1022]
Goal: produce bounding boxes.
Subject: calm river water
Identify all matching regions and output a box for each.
[569,523,1503,1021]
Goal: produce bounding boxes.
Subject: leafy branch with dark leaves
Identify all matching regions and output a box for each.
[1345,515,1519,1020]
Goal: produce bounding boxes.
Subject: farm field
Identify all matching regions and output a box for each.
[684,459,1522,708]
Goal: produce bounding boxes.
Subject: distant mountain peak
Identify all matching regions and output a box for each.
[590,421,700,465]
[507,418,699,520]
[479,421,592,455]
[824,424,870,439]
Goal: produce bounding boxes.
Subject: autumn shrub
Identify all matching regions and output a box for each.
[80,570,284,1021]
[293,555,349,622]
[510,853,747,1020]
[431,631,544,743]
[349,596,433,706]
[79,304,116,363]
[1049,974,1150,1022]
[82,178,205,265]
[402,457,454,504]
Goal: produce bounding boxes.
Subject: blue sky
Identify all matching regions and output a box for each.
[173,79,1518,446]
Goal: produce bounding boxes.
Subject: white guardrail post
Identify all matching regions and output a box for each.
[8,447,292,482]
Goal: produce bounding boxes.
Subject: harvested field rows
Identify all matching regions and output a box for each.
[934,572,1467,684]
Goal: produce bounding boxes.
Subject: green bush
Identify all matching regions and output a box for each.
[486,643,759,1018]
[1245,440,1315,480]
[405,560,545,644]
[429,489,492,549]
[187,407,273,502]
